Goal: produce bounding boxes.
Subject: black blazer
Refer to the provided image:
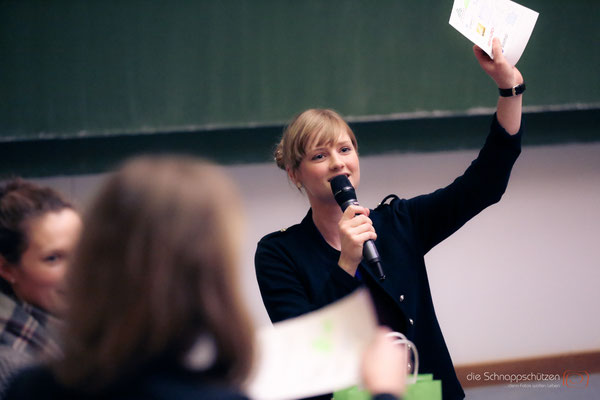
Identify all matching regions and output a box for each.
[256,115,522,400]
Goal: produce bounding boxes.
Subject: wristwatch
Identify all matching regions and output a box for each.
[499,83,526,97]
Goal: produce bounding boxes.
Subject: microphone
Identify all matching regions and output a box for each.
[330,175,385,281]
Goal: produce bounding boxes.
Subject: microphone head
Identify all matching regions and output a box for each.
[330,175,357,209]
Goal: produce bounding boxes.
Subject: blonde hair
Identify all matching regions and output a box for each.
[274,109,358,172]
[55,156,254,392]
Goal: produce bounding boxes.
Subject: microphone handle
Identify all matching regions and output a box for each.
[364,240,386,281]
[341,200,386,281]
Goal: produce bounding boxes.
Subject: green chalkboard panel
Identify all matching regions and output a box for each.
[1,109,598,178]
[1,0,599,141]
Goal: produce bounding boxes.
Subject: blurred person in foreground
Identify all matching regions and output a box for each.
[5,156,407,400]
[0,179,81,394]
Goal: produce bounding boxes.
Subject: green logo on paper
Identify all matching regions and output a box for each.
[312,319,334,353]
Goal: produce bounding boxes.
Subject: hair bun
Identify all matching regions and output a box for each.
[274,143,286,170]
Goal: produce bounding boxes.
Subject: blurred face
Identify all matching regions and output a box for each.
[291,130,360,206]
[5,209,81,314]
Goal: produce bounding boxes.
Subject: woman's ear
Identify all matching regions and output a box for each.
[285,167,302,190]
[0,255,16,284]
[287,168,302,190]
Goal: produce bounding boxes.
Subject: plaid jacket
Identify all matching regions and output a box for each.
[0,288,62,360]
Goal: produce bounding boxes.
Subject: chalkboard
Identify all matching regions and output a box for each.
[1,0,599,141]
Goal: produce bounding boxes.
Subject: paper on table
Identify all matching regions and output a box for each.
[245,288,378,400]
[449,0,539,65]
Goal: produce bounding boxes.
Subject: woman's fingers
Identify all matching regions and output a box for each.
[473,38,520,88]
[346,214,373,228]
[340,211,375,237]
[338,205,377,273]
[362,327,407,396]
[343,205,370,218]
[473,43,490,63]
[490,37,505,63]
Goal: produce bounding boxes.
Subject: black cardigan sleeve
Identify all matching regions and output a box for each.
[254,234,317,322]
[404,113,522,255]
[255,222,361,324]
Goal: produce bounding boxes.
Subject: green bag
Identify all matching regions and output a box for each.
[403,374,442,400]
[333,374,442,400]
[334,332,441,400]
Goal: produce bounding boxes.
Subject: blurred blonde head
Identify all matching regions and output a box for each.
[56,156,253,392]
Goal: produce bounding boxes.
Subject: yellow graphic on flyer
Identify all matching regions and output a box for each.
[476,23,486,36]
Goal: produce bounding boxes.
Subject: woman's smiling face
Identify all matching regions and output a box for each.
[6,209,82,314]
[291,130,360,205]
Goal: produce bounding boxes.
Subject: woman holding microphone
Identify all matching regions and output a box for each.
[256,38,525,400]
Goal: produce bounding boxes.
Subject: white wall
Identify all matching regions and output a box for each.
[29,140,600,365]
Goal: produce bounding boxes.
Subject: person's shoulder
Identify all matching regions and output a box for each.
[255,220,309,264]
[257,221,303,245]
[3,364,65,399]
[374,194,409,213]
[0,288,19,320]
[371,194,415,226]
[0,346,36,396]
[137,371,250,400]
[0,345,34,366]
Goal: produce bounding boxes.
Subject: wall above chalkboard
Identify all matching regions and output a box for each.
[1,0,599,142]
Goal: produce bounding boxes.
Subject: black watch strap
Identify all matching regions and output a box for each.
[499,82,526,97]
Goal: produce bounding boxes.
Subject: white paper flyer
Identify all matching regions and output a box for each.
[449,0,539,65]
[245,288,378,400]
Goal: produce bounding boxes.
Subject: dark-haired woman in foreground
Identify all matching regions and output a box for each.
[0,179,81,394]
[5,156,407,400]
